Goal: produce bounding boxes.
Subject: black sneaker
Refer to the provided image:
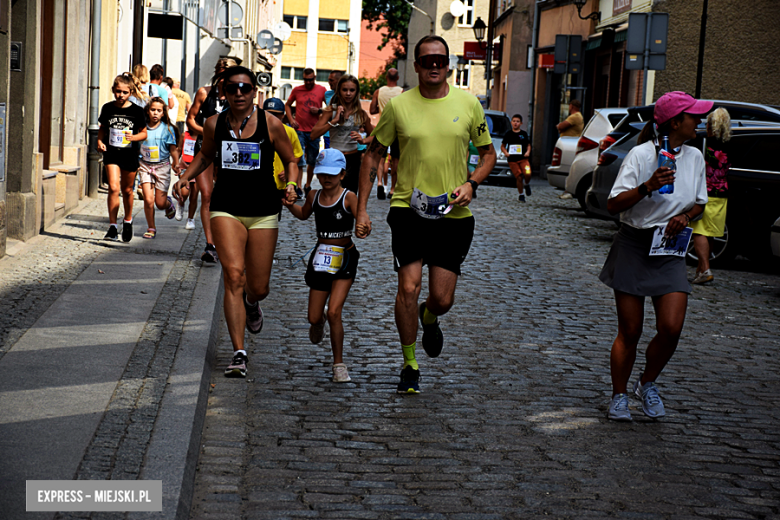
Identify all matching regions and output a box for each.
[121,221,133,242]
[201,244,218,265]
[377,185,386,200]
[525,184,532,196]
[295,187,304,199]
[419,302,444,358]
[304,186,312,197]
[104,226,119,241]
[396,365,421,394]
[224,351,248,378]
[518,194,526,203]
[244,291,264,334]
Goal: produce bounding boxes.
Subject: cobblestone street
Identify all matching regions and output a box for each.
[191,181,780,519]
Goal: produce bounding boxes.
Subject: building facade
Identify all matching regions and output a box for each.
[273,0,362,97]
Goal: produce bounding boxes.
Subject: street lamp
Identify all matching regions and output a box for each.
[472,17,487,44]
[573,0,600,21]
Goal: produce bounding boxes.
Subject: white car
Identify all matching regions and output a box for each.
[546,136,579,189]
[564,108,628,210]
[771,216,780,258]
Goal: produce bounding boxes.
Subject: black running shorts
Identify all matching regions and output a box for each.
[386,207,475,276]
[305,243,360,292]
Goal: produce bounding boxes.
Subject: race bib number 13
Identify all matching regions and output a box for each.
[221,141,260,170]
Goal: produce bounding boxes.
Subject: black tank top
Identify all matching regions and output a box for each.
[196,86,229,126]
[210,108,279,217]
[313,189,354,239]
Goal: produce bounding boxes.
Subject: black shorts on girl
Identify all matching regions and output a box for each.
[305,243,360,292]
[386,207,475,276]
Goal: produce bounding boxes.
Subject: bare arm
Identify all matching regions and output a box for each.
[607,166,675,215]
[310,107,335,140]
[285,94,298,129]
[557,120,572,133]
[452,143,496,206]
[174,115,217,202]
[355,137,386,238]
[186,87,208,136]
[284,189,315,219]
[97,125,107,152]
[168,144,180,174]
[129,126,147,143]
[369,90,380,115]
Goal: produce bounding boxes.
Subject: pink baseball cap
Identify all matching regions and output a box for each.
[654,91,713,125]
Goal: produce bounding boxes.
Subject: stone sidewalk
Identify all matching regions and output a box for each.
[0,192,223,520]
[191,181,780,519]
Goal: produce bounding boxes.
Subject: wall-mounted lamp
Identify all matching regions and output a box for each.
[573,0,600,21]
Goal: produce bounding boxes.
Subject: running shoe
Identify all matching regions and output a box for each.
[518,194,526,203]
[295,187,304,199]
[525,184,532,196]
[121,220,133,242]
[633,378,666,418]
[332,363,351,383]
[692,270,714,284]
[224,351,248,378]
[165,197,177,220]
[396,365,421,394]
[377,185,386,200]
[244,292,264,334]
[419,302,444,358]
[608,393,632,421]
[304,186,312,197]
[175,198,184,221]
[104,226,119,241]
[309,317,326,344]
[201,244,218,265]
[185,219,196,230]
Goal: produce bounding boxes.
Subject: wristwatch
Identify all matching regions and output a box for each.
[467,180,479,192]
[637,182,649,197]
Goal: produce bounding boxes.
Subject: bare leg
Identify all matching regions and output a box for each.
[326,278,355,365]
[610,290,645,396]
[642,292,687,384]
[195,165,215,244]
[426,265,458,316]
[395,260,423,346]
[141,182,156,230]
[692,234,710,273]
[187,182,199,219]
[105,165,122,224]
[119,169,136,220]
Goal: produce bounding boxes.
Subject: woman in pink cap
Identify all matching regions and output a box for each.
[599,91,712,422]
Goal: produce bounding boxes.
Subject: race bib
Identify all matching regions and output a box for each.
[469,154,479,165]
[649,225,693,257]
[141,145,160,162]
[183,138,196,157]
[221,141,260,170]
[508,144,522,155]
[109,128,132,148]
[410,187,452,220]
[312,244,344,274]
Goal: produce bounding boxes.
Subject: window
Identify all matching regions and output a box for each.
[281,67,292,80]
[319,18,335,32]
[316,69,332,82]
[454,59,471,89]
[281,67,307,80]
[283,15,307,30]
[458,0,474,26]
[294,68,304,81]
[318,18,349,33]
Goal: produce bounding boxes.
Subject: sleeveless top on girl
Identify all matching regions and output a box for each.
[313,189,354,239]
[211,108,279,217]
[328,113,362,153]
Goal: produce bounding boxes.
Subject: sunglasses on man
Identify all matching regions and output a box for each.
[416,54,448,70]
[224,82,254,95]
[303,76,316,83]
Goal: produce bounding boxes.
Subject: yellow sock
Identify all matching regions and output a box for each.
[402,342,419,370]
[422,305,438,325]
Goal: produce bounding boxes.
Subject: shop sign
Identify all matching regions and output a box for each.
[463,41,501,61]
[538,54,554,69]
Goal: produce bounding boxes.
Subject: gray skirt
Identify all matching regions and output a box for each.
[599,224,691,297]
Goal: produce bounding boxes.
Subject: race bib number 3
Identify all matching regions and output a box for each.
[312,244,345,274]
[109,128,132,148]
[508,144,522,155]
[221,141,260,170]
[410,188,451,220]
[649,225,693,257]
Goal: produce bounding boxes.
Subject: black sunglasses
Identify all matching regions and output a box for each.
[224,82,254,95]
[416,54,448,69]
[303,76,316,82]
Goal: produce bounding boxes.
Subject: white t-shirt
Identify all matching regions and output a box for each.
[609,140,707,229]
[168,86,179,123]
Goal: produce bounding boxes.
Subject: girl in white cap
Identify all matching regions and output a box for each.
[600,91,712,421]
[284,148,361,383]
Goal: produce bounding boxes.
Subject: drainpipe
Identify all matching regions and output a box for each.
[528,0,542,144]
[87,0,102,198]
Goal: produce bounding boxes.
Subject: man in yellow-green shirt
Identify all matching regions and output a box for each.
[356,35,496,394]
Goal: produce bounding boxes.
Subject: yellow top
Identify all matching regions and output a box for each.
[371,86,492,218]
[560,111,584,137]
[273,124,303,189]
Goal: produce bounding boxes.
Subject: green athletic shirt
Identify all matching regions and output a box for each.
[371,86,492,218]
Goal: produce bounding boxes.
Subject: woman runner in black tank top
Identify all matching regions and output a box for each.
[174,66,299,379]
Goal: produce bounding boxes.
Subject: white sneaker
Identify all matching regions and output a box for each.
[175,199,184,221]
[692,269,714,284]
[608,393,632,421]
[185,219,195,230]
[332,363,351,383]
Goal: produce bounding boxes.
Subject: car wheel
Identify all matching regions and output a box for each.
[576,174,593,212]
[686,223,735,267]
